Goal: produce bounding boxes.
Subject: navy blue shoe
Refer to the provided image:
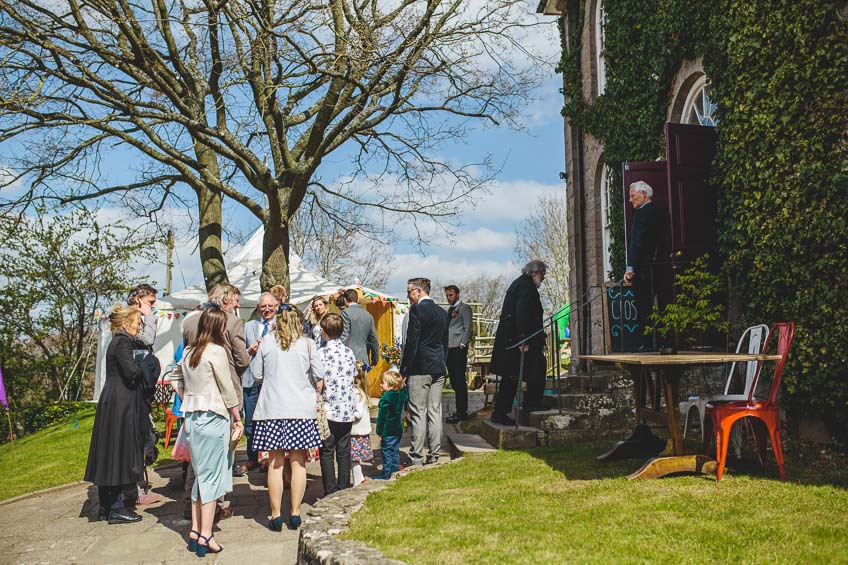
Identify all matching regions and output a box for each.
[269,516,284,532]
[287,515,302,530]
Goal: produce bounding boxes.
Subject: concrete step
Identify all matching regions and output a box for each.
[545,374,613,393]
[447,433,496,459]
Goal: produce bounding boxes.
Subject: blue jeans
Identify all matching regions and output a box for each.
[243,383,261,464]
[379,435,401,479]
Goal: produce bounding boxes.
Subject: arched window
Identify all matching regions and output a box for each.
[595,0,606,96]
[599,164,614,278]
[681,75,718,127]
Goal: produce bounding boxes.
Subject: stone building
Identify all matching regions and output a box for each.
[537,0,720,367]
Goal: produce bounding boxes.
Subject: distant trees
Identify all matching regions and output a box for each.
[514,192,569,315]
[0,209,154,420]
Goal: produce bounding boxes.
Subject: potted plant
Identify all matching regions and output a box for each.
[648,254,728,352]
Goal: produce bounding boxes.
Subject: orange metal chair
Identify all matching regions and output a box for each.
[704,321,795,481]
[163,408,181,449]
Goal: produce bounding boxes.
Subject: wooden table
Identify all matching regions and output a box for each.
[581,352,782,479]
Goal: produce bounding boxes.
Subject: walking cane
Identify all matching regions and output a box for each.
[515,349,525,430]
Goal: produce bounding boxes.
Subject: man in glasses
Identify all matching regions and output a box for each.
[239,292,278,473]
[400,278,449,466]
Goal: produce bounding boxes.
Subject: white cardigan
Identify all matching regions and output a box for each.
[173,344,238,418]
[350,389,372,436]
[252,336,325,421]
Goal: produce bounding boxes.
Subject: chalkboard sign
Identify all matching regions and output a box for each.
[603,282,641,353]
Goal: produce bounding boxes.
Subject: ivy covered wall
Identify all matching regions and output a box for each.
[558,0,848,438]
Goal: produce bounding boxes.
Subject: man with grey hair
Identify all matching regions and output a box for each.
[238,291,278,473]
[400,277,449,465]
[623,180,660,350]
[489,260,547,426]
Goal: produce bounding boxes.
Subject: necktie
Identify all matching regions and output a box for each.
[261,321,269,337]
[448,305,456,317]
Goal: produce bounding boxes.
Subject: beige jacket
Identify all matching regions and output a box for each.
[172,344,238,418]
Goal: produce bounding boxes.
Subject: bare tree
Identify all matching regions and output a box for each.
[432,273,508,322]
[514,191,569,315]
[290,191,394,288]
[0,0,549,291]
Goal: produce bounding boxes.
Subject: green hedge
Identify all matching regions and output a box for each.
[558,0,848,439]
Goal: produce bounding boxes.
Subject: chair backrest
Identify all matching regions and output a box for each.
[747,321,795,405]
[724,324,770,395]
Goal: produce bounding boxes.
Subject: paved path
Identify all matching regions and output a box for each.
[0,391,484,564]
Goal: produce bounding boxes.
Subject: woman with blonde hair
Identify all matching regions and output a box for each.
[171,307,242,556]
[304,295,330,348]
[85,304,160,524]
[252,305,325,531]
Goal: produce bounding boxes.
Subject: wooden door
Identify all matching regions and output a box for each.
[664,122,718,265]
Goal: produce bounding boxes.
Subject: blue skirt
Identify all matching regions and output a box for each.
[251,418,322,451]
[185,411,232,503]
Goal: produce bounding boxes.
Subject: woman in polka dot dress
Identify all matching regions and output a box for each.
[251,305,326,531]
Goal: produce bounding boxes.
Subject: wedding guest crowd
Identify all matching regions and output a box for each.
[87,273,507,553]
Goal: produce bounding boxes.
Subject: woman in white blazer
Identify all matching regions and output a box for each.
[172,308,242,557]
[252,305,325,531]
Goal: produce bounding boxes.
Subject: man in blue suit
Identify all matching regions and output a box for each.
[400,277,449,466]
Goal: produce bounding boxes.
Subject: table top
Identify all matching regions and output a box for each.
[580,352,782,366]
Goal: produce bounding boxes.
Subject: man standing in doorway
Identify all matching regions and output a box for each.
[623,180,661,351]
[489,260,547,426]
[400,278,449,465]
[238,292,277,473]
[444,285,473,424]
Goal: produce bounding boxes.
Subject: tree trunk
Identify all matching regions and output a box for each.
[197,186,228,291]
[261,198,291,292]
[194,140,228,291]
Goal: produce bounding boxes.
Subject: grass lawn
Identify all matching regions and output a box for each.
[344,442,848,564]
[0,406,178,502]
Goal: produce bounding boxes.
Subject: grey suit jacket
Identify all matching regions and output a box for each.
[341,304,379,366]
[182,310,250,409]
[447,301,473,348]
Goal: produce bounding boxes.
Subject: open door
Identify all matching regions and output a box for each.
[665,122,718,265]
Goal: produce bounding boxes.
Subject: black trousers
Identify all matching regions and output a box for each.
[632,270,656,348]
[447,347,469,416]
[99,484,133,512]
[320,420,353,494]
[492,350,545,418]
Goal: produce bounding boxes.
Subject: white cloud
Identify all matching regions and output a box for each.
[434,227,515,252]
[386,252,518,294]
[465,179,563,223]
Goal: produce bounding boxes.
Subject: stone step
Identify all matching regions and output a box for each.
[480,420,541,449]
[545,374,613,392]
[446,433,496,459]
[522,408,590,431]
[541,392,614,411]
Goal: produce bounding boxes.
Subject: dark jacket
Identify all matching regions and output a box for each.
[376,388,408,437]
[399,298,449,377]
[489,273,545,377]
[85,331,160,486]
[628,201,660,269]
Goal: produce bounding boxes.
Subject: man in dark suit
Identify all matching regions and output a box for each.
[400,277,449,465]
[623,180,661,350]
[489,260,547,426]
[444,285,474,423]
[340,288,379,368]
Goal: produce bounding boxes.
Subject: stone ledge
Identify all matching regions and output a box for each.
[479,421,541,449]
[297,459,458,565]
[447,433,496,459]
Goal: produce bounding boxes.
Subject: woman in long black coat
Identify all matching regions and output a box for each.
[84,303,159,524]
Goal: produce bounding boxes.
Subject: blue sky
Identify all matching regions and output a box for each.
[1,2,567,298]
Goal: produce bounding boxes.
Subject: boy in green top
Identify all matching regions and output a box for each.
[375,370,408,479]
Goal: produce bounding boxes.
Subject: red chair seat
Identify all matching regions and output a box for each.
[704,322,794,481]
